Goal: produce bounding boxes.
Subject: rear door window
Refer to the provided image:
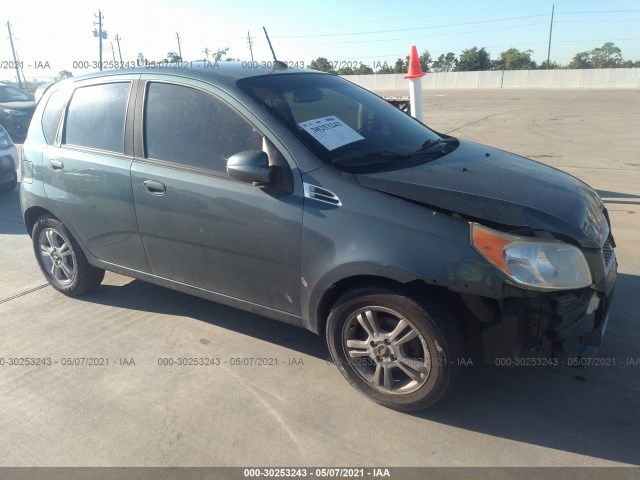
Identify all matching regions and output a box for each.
[63,82,130,153]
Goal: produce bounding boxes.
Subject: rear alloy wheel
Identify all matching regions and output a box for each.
[327,288,463,411]
[32,215,105,296]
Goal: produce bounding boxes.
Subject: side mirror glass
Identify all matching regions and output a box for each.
[227,150,274,185]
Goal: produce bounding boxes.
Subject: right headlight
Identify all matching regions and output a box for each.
[471,223,592,291]
[0,129,13,148]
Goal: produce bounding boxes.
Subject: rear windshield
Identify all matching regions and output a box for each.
[237,73,442,168]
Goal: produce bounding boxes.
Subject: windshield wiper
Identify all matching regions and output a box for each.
[333,150,408,167]
[333,138,458,168]
[409,137,458,156]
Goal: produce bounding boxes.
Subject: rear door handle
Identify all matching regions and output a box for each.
[143,179,166,195]
[50,159,64,170]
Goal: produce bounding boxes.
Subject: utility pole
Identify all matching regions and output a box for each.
[110,42,116,62]
[93,10,108,70]
[247,30,254,62]
[114,33,123,63]
[176,32,182,60]
[6,21,23,89]
[546,4,555,68]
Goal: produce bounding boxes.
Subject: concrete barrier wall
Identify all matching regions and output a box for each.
[478,71,503,89]
[342,68,640,90]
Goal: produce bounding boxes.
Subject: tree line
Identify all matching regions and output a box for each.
[309,42,640,75]
[54,41,638,81]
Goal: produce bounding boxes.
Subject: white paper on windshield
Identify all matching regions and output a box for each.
[298,116,364,151]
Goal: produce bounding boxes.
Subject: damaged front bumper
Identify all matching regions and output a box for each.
[480,242,617,365]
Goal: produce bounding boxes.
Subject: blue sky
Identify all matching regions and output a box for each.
[1,0,639,80]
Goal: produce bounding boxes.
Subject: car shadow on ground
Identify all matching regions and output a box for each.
[79,271,640,466]
[598,189,640,206]
[0,181,26,235]
[80,278,331,360]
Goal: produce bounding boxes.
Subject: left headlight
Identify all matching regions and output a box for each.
[0,130,13,148]
[471,223,592,290]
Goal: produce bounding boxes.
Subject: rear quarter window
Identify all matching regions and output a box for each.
[41,90,68,144]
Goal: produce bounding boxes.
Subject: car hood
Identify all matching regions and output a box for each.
[356,139,608,248]
[0,101,36,112]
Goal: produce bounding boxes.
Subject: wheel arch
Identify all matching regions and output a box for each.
[23,206,97,268]
[24,206,55,237]
[313,274,451,336]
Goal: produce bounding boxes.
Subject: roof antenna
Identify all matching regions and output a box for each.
[262,26,288,70]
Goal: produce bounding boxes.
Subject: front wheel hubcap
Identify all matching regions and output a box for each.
[342,306,432,395]
[38,228,75,285]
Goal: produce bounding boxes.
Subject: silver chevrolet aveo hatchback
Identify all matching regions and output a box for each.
[21,64,616,410]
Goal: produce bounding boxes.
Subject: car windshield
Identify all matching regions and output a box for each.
[238,73,453,170]
[0,85,35,103]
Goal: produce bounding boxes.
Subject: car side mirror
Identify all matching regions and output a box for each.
[227,150,274,186]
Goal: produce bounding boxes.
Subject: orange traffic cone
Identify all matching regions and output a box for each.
[404,45,426,79]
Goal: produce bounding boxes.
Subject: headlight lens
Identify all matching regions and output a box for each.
[471,223,592,290]
[0,130,13,148]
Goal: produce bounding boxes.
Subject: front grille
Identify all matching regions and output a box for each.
[602,237,614,266]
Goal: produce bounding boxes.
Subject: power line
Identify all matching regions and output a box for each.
[264,0,595,29]
[557,19,640,23]
[213,8,640,43]
[555,9,640,14]
[273,21,549,46]
[545,36,640,43]
[267,9,640,40]
[271,13,550,38]
[299,2,555,27]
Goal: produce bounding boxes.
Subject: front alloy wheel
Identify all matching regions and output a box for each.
[343,307,431,395]
[327,288,463,411]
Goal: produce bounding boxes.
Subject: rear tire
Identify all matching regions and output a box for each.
[327,287,463,411]
[32,214,105,296]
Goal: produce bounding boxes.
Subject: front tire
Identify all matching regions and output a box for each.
[327,287,463,411]
[32,215,105,296]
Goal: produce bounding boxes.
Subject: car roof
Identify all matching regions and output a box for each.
[68,61,324,87]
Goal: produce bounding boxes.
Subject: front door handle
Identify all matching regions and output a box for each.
[50,159,64,170]
[143,179,166,195]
